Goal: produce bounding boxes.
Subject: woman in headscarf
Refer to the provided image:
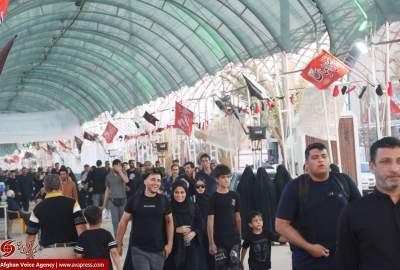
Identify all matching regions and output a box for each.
[255,167,276,233]
[193,179,211,270]
[164,180,202,270]
[274,164,292,205]
[237,166,257,237]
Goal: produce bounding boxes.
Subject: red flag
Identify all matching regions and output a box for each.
[346,85,357,94]
[390,99,400,113]
[12,154,20,163]
[332,85,340,97]
[254,102,261,114]
[174,102,194,136]
[58,140,69,149]
[0,35,16,74]
[387,81,393,97]
[0,0,8,23]
[103,121,118,143]
[301,50,349,89]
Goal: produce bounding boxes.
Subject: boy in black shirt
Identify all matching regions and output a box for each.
[74,206,121,270]
[208,164,241,270]
[240,211,286,270]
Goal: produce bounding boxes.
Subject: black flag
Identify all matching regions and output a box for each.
[143,111,159,126]
[243,74,269,100]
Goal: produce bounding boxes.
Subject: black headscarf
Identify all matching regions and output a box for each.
[171,180,193,226]
[237,166,257,237]
[275,164,292,204]
[255,167,276,232]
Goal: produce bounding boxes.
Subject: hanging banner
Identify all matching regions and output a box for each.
[301,50,349,89]
[243,74,270,100]
[143,111,159,126]
[102,121,118,143]
[174,102,194,136]
[83,131,96,141]
[74,136,83,152]
[390,99,400,113]
[0,0,9,23]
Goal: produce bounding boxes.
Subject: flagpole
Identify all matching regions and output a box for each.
[322,90,334,163]
[371,43,382,139]
[385,22,391,136]
[333,94,342,169]
[245,74,256,168]
[282,53,295,175]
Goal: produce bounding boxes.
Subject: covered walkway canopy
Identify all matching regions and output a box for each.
[0,0,399,122]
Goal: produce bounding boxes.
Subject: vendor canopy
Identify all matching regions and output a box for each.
[0,1,398,122]
[0,110,80,144]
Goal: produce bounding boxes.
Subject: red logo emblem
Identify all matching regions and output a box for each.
[0,240,16,257]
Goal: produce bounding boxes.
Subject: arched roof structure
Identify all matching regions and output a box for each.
[0,0,399,122]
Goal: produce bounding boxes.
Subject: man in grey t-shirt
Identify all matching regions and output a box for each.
[103,159,129,236]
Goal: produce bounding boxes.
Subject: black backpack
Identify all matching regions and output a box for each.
[297,173,350,218]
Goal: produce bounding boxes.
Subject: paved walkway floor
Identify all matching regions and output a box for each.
[0,216,292,270]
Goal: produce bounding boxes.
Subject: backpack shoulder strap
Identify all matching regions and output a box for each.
[332,173,350,200]
[297,174,310,218]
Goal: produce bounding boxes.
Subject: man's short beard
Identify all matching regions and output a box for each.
[378,180,400,192]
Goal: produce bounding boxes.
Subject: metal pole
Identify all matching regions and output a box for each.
[385,22,391,136]
[371,44,382,138]
[322,91,334,163]
[282,53,296,175]
[333,96,342,169]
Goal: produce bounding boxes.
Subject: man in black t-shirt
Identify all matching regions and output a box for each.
[126,159,136,199]
[5,170,21,200]
[276,143,361,270]
[88,160,107,207]
[75,206,121,270]
[208,164,241,270]
[116,168,174,270]
[183,161,197,197]
[25,174,87,259]
[17,167,34,212]
[198,153,217,195]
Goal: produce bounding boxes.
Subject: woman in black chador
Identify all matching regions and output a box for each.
[237,166,257,237]
[255,167,277,233]
[164,180,203,270]
[274,164,292,205]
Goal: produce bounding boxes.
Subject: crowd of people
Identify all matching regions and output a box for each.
[0,136,399,270]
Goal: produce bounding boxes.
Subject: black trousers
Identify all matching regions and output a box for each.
[215,242,241,270]
[20,196,29,212]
